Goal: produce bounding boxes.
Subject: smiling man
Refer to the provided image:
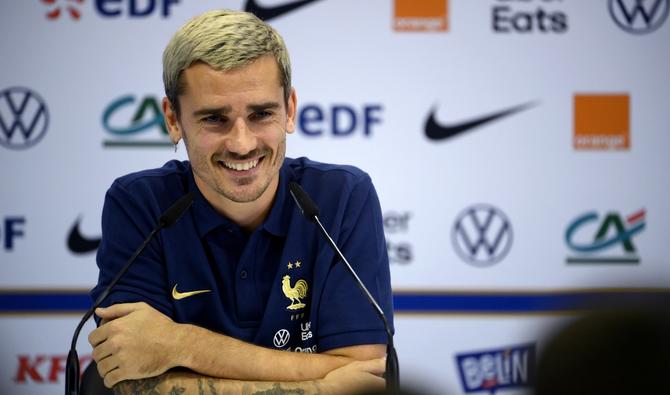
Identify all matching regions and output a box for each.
[88,9,393,395]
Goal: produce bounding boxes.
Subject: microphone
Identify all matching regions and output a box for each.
[65,192,195,395]
[288,181,399,389]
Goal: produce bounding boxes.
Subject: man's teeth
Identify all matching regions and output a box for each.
[222,159,259,171]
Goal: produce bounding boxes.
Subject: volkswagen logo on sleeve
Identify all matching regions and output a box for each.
[0,87,49,150]
[451,204,513,267]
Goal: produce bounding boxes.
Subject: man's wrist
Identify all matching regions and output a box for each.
[169,322,193,369]
[313,378,332,395]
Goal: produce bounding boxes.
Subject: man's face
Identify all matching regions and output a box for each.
[164,56,296,205]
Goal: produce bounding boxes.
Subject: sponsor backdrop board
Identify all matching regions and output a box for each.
[1,0,669,393]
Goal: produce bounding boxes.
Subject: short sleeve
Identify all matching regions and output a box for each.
[316,175,394,351]
[90,180,174,325]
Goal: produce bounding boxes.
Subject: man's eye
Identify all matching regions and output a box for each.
[203,114,226,124]
[249,111,272,121]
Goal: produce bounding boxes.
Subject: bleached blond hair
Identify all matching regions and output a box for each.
[162,9,291,115]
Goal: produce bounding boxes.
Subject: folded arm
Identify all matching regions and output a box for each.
[89,302,386,388]
[111,358,385,395]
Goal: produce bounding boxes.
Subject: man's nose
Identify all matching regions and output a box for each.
[225,117,257,155]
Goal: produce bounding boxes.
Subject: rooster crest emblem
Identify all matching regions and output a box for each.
[282,275,308,310]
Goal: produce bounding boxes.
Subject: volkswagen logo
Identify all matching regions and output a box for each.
[0,87,49,150]
[609,0,669,34]
[273,329,290,348]
[451,204,513,267]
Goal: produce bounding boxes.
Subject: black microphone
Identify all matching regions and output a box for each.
[288,181,399,389]
[65,192,195,395]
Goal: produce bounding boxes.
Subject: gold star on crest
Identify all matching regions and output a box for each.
[295,261,301,268]
[287,262,293,269]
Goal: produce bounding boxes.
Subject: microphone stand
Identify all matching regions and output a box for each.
[65,192,194,395]
[288,182,399,389]
[312,215,400,389]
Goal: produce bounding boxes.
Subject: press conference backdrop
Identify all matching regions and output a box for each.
[1,0,669,394]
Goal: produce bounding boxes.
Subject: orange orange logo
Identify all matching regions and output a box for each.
[394,0,448,32]
[574,94,630,150]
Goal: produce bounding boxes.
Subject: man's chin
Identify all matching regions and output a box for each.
[221,185,265,203]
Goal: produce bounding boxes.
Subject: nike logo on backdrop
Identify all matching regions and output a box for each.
[172,285,212,300]
[424,102,537,141]
[245,0,320,20]
[67,217,101,254]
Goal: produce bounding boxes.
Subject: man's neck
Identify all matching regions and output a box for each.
[197,177,279,234]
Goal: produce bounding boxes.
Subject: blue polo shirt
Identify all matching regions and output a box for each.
[91,157,393,353]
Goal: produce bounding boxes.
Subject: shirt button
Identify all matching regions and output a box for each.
[240,270,248,279]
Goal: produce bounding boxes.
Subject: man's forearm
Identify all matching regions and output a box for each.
[112,357,386,395]
[113,374,323,395]
[174,323,352,382]
[91,302,385,387]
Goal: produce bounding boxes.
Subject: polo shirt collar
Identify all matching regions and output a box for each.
[188,167,232,237]
[188,160,295,238]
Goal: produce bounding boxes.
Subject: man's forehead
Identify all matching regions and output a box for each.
[181,57,282,86]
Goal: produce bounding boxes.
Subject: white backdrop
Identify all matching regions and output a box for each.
[1,0,669,394]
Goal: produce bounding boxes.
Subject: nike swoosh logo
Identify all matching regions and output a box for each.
[172,284,211,300]
[245,0,320,21]
[424,102,537,141]
[67,216,101,254]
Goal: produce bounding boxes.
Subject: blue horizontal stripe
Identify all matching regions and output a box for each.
[0,291,668,314]
[392,291,670,313]
[0,293,92,312]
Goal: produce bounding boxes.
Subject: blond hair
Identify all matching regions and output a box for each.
[162,9,291,114]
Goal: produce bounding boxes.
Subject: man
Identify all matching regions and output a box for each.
[88,9,394,395]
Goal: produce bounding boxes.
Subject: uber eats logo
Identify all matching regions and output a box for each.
[102,94,170,148]
[492,0,568,33]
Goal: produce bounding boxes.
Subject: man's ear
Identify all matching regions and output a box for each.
[162,97,182,143]
[286,88,297,134]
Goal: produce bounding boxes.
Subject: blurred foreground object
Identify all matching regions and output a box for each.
[535,306,670,395]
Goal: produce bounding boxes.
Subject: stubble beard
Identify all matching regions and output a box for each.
[212,138,286,204]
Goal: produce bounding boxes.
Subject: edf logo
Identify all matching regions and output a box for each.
[96,0,179,17]
[43,0,180,20]
[297,103,383,137]
[1,217,26,251]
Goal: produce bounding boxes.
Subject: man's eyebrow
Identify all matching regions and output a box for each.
[192,102,281,117]
[248,102,281,112]
[193,106,231,117]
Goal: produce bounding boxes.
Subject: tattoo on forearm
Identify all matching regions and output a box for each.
[113,376,317,395]
[198,378,205,395]
[169,387,186,395]
[113,377,162,395]
[252,383,307,395]
[207,378,218,395]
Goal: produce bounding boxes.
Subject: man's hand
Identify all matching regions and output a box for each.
[320,357,386,395]
[88,302,180,388]
[88,302,386,388]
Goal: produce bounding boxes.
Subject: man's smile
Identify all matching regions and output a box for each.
[220,157,261,172]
